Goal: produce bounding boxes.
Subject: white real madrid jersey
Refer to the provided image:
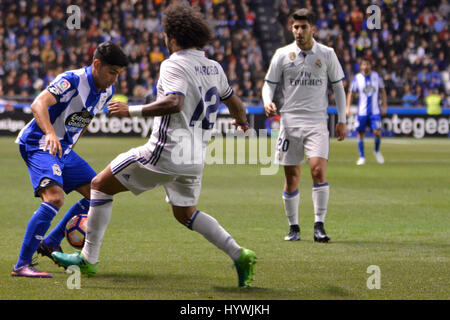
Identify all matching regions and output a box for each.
[350,71,385,116]
[143,49,233,176]
[264,40,345,127]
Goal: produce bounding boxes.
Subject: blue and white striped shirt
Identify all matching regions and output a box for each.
[350,71,384,116]
[16,65,114,154]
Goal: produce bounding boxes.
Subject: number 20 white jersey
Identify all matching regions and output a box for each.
[143,49,233,176]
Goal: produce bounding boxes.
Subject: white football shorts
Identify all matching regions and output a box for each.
[274,122,329,165]
[110,146,202,207]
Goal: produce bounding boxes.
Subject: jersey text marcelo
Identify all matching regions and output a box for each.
[194,65,219,76]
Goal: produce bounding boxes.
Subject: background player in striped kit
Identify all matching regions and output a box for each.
[346,58,387,165]
[262,8,347,243]
[52,2,257,288]
[11,42,128,278]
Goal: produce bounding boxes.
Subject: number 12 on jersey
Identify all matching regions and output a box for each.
[189,86,220,130]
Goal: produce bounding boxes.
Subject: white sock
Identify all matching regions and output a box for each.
[187,210,242,261]
[282,189,299,226]
[312,183,329,223]
[81,189,114,264]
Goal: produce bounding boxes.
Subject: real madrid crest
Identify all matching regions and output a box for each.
[315,59,322,68]
[289,52,296,61]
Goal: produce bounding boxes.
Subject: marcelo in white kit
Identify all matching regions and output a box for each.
[262,8,347,242]
[53,3,257,288]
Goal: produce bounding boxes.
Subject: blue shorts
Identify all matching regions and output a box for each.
[355,114,382,132]
[19,145,96,197]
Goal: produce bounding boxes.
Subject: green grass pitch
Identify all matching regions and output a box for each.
[0,136,448,300]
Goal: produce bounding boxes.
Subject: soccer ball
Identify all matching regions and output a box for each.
[65,214,88,249]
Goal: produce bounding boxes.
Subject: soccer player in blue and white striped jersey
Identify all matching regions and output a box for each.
[346,58,387,165]
[11,41,128,278]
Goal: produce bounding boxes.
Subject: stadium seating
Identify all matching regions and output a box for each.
[0,0,448,108]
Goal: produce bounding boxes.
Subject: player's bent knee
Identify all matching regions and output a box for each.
[91,173,111,192]
[90,175,103,190]
[310,166,325,182]
[49,197,64,209]
[172,206,197,226]
[41,189,65,209]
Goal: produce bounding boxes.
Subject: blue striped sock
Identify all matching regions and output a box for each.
[357,138,365,158]
[44,198,90,248]
[186,210,200,230]
[374,136,381,152]
[313,182,329,188]
[15,202,58,268]
[282,189,299,198]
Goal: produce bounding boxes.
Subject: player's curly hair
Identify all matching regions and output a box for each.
[162,2,213,49]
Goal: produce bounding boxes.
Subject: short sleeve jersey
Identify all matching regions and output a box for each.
[350,71,385,116]
[143,49,233,176]
[264,40,345,127]
[16,66,114,154]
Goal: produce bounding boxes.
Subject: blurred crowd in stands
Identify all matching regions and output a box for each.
[0,0,263,107]
[279,0,449,108]
[0,0,448,111]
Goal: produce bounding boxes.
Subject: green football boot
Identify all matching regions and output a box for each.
[234,248,257,288]
[52,250,98,277]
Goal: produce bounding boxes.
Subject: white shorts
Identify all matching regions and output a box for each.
[274,122,329,165]
[110,147,202,207]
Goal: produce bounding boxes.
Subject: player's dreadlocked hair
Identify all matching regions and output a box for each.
[162,2,213,49]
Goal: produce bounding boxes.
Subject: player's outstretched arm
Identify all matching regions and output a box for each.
[108,94,185,117]
[222,94,249,132]
[30,90,62,157]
